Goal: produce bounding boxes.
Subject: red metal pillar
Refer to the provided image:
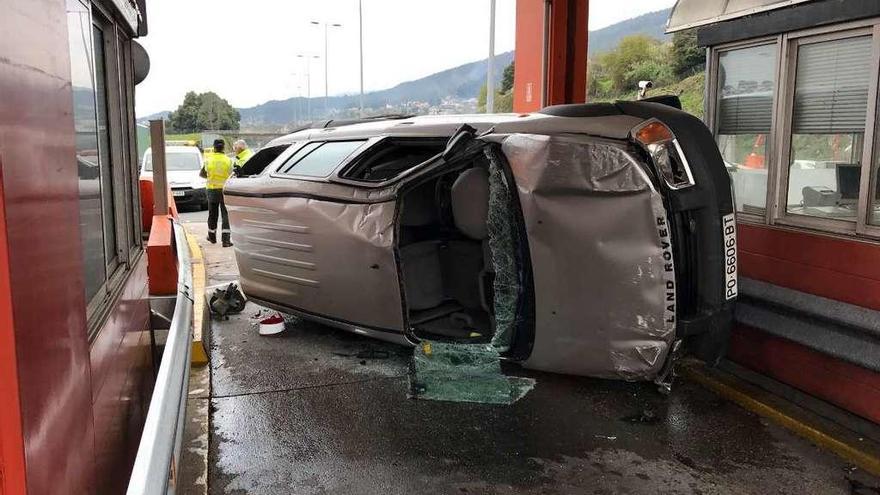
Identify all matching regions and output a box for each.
[513,0,589,112]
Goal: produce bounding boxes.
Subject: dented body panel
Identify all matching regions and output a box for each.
[227,179,405,334]
[502,135,676,379]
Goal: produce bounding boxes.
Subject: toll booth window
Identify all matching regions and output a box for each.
[68,0,107,302]
[785,35,871,222]
[872,138,880,227]
[715,43,777,216]
[278,140,366,177]
[66,1,141,320]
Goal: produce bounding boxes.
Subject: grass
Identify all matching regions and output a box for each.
[166,133,202,143]
[594,72,706,119]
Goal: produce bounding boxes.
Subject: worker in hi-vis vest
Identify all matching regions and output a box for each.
[232,139,255,173]
[201,139,234,247]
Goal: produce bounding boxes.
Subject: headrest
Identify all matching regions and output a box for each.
[450,167,489,240]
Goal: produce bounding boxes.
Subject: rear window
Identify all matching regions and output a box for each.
[278,140,366,177]
[238,144,291,177]
[143,151,201,171]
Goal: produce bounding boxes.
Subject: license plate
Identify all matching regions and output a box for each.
[172,190,185,197]
[722,213,738,300]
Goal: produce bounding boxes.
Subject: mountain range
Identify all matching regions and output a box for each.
[141,8,671,127]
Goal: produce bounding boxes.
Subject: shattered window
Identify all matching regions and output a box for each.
[278,140,366,177]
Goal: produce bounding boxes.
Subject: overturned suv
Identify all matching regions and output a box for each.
[225,98,737,381]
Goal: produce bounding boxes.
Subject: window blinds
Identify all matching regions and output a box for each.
[792,36,872,134]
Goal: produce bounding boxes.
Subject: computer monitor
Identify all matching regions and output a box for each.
[836,164,861,202]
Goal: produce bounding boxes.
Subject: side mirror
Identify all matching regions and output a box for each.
[132,40,150,85]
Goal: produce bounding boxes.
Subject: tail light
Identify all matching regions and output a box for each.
[631,119,695,190]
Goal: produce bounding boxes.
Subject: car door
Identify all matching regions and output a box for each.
[224,139,408,338]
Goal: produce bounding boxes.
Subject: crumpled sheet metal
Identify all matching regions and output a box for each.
[409,341,535,405]
[228,193,405,332]
[485,148,521,351]
[502,134,676,380]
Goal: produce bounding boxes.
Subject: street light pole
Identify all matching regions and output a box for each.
[359,0,364,116]
[290,72,300,124]
[311,20,343,117]
[297,54,320,122]
[486,0,496,113]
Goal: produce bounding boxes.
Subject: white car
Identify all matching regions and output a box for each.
[140,145,208,210]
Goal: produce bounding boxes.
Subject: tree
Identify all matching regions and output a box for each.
[477,83,488,112]
[168,91,240,132]
[596,35,672,93]
[478,61,515,113]
[500,61,515,93]
[671,29,704,78]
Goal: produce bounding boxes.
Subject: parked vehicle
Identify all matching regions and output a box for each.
[223,99,737,381]
[140,144,208,210]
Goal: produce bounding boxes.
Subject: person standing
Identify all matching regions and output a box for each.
[232,139,254,174]
[203,139,234,247]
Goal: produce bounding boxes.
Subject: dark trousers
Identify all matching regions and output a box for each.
[207,188,229,233]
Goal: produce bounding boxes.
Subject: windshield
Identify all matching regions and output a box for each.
[143,151,201,171]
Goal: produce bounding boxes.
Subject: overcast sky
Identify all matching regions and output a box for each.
[136,0,675,116]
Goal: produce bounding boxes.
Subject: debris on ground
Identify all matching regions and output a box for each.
[209,283,246,319]
[622,408,660,424]
[257,313,286,336]
[333,348,391,360]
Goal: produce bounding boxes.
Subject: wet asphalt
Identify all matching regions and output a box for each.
[179,210,880,495]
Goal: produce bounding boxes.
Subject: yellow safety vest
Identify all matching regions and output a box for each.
[234,148,255,169]
[204,152,233,189]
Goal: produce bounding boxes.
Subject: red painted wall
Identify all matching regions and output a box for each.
[91,258,152,495]
[0,0,154,492]
[739,223,880,310]
[733,223,880,423]
[729,325,880,424]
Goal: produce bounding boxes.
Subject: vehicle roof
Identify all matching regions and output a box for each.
[264,112,646,148]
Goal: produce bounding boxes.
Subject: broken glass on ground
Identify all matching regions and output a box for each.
[408,341,535,405]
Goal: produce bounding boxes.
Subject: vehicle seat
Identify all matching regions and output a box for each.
[399,181,443,311]
[450,168,489,240]
[400,241,443,311]
[447,167,491,311]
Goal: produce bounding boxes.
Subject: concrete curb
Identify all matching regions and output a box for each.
[185,231,209,365]
[681,360,880,476]
[180,227,211,494]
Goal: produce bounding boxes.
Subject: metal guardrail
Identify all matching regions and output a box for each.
[127,221,194,495]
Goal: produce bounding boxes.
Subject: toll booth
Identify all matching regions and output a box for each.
[0,0,156,493]
[668,0,880,424]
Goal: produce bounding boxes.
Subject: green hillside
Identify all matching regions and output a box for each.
[604,72,706,118]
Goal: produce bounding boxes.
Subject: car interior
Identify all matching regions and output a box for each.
[340,137,446,181]
[397,155,514,343]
